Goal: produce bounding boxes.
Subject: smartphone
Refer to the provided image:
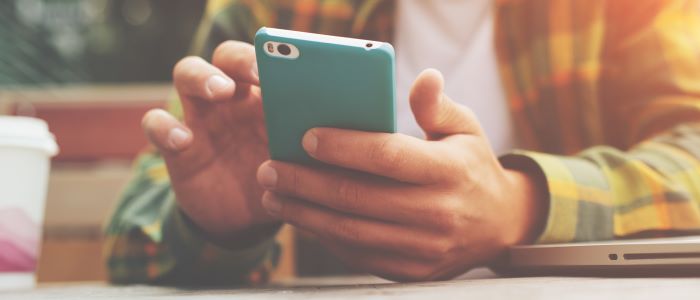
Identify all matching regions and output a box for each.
[255,27,396,165]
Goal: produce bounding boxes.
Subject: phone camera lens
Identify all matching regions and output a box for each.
[366,43,373,48]
[277,44,291,55]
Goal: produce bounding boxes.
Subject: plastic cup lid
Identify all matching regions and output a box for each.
[0,116,59,156]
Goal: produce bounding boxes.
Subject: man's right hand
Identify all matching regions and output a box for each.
[141,41,278,247]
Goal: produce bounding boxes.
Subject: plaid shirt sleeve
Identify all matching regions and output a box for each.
[104,153,280,284]
[103,1,282,285]
[504,125,700,243]
[503,0,700,244]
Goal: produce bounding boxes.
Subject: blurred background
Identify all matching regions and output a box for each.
[1,0,203,85]
[0,0,206,282]
[1,0,348,283]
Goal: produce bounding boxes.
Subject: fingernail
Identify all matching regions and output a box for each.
[262,193,282,216]
[258,164,278,189]
[168,128,190,150]
[302,130,318,155]
[206,75,231,95]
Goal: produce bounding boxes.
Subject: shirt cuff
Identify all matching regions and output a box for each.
[500,149,612,244]
[161,195,280,284]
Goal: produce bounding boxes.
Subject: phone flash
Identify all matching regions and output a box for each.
[267,43,274,53]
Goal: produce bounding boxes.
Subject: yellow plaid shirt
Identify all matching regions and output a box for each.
[105,0,700,284]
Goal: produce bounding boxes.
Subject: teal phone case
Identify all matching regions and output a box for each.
[255,27,396,164]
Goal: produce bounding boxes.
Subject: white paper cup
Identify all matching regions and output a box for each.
[0,116,58,291]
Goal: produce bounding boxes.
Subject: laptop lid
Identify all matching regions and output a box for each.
[506,236,700,276]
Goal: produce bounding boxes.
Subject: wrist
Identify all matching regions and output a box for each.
[209,222,283,250]
[178,207,282,251]
[498,152,549,246]
[503,168,547,245]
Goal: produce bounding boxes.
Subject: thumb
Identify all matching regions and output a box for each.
[409,69,483,140]
[141,109,193,154]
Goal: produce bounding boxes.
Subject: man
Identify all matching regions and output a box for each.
[105,0,700,284]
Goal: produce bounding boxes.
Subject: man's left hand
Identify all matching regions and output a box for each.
[256,69,546,282]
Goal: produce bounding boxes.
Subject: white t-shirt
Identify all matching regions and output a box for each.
[394,0,515,155]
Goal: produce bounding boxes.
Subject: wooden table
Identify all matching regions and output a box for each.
[4,268,700,299]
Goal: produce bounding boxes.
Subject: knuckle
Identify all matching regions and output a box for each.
[211,40,237,64]
[212,40,253,69]
[369,135,406,172]
[457,152,483,190]
[140,109,158,130]
[459,104,477,121]
[140,109,164,137]
[441,212,463,233]
[461,159,476,181]
[458,105,484,135]
[336,179,361,209]
[430,201,464,232]
[452,103,474,121]
[426,239,454,260]
[430,146,464,183]
[173,56,204,82]
[330,219,361,242]
[452,161,472,184]
[329,178,366,212]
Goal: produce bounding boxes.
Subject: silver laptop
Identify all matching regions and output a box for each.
[508,236,700,275]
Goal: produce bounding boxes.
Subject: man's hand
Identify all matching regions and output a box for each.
[256,69,546,281]
[141,41,279,247]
